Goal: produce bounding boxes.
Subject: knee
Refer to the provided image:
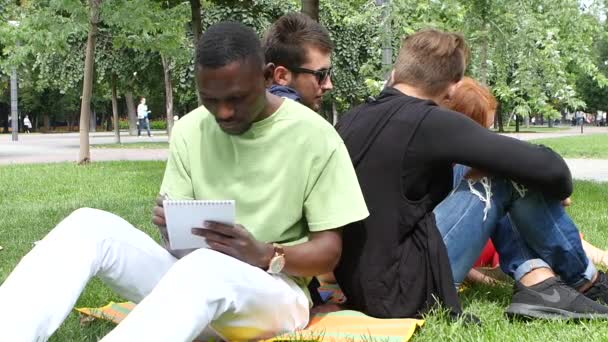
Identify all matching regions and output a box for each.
[175,248,226,269]
[169,249,235,282]
[49,208,129,241]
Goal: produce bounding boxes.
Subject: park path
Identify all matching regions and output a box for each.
[502,126,608,182]
[1,127,607,181]
[0,131,169,165]
[501,125,607,141]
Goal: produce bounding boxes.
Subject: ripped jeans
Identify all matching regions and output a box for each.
[434,165,595,288]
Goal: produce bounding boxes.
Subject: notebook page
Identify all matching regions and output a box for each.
[163,200,236,250]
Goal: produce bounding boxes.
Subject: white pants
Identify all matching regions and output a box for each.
[0,208,309,341]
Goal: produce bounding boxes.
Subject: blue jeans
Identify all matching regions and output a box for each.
[138,118,151,137]
[434,165,595,288]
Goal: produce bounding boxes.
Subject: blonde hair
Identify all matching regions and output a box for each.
[393,29,469,97]
[447,77,497,127]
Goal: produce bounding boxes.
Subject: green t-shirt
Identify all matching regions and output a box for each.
[159,98,369,295]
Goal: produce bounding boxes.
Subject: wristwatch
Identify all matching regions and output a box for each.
[266,243,286,274]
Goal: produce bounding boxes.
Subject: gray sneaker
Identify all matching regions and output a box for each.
[585,271,608,304]
[506,277,608,319]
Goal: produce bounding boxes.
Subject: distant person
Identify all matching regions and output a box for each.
[23,115,32,133]
[137,97,152,137]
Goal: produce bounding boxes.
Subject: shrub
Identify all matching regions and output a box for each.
[149,119,167,130]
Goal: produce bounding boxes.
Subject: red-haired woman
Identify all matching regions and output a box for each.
[446,77,608,285]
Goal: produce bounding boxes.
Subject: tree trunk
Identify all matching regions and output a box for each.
[125,91,137,135]
[376,0,392,78]
[89,108,97,132]
[515,115,520,133]
[2,111,8,134]
[99,110,106,132]
[301,0,319,21]
[190,0,202,45]
[78,0,102,164]
[496,101,504,132]
[190,0,203,106]
[479,23,489,85]
[43,114,50,131]
[0,94,8,134]
[332,101,338,126]
[161,54,174,137]
[111,74,121,144]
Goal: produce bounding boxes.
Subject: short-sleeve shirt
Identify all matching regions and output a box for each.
[160,98,369,295]
[137,104,148,119]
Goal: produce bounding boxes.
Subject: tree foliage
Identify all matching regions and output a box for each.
[2,0,608,143]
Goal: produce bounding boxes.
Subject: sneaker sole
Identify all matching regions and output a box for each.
[506,303,608,320]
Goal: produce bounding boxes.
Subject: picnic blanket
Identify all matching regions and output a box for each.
[76,302,423,342]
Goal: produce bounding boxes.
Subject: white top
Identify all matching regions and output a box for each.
[23,117,32,128]
[137,104,149,119]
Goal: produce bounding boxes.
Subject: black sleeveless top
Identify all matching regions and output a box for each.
[334,88,461,318]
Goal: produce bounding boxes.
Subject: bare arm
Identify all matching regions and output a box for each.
[277,230,342,277]
[154,196,342,275]
[195,222,342,277]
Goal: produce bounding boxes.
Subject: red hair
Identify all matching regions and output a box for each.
[447,77,497,128]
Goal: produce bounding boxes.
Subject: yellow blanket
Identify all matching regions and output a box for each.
[76,302,423,342]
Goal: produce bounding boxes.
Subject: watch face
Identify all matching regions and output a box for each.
[269,255,286,274]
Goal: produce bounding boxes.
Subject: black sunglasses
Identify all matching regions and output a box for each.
[289,66,332,85]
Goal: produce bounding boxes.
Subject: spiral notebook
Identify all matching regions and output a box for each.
[163,199,236,250]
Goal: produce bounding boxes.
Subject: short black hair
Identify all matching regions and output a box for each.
[263,13,334,69]
[196,21,264,69]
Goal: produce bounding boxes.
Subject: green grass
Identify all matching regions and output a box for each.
[0,161,165,341]
[92,142,169,149]
[1,162,608,340]
[530,134,608,159]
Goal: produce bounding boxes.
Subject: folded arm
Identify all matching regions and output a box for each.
[418,110,572,199]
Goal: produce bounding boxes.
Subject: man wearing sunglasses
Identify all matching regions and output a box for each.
[263,13,334,112]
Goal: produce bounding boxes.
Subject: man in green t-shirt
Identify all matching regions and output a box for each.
[0,22,368,341]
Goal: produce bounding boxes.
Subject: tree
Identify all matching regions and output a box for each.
[190,0,203,105]
[301,0,319,21]
[107,0,190,137]
[4,0,608,139]
[110,73,120,143]
[321,1,384,112]
[78,0,102,164]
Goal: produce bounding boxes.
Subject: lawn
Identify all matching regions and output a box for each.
[530,134,608,159]
[1,162,608,341]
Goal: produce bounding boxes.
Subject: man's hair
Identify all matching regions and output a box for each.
[447,77,497,127]
[263,13,334,69]
[196,21,264,69]
[393,29,469,97]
